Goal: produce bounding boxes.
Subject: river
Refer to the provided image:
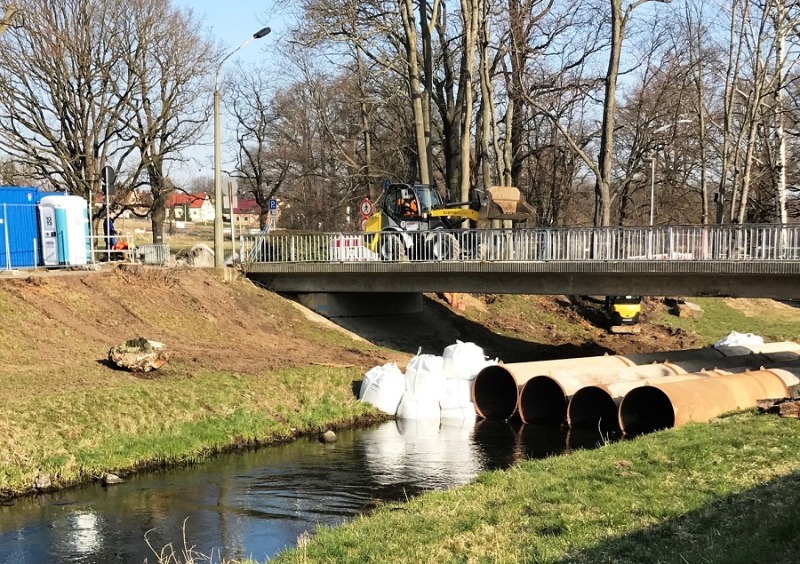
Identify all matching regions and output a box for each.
[0,420,601,563]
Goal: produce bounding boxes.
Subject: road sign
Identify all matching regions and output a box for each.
[101,165,116,196]
[383,178,392,190]
[222,178,238,209]
[359,198,374,217]
[358,216,368,232]
[269,198,277,210]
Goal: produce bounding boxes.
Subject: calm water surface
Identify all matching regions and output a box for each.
[0,420,600,563]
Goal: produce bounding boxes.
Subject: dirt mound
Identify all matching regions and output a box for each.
[0,267,398,399]
[0,267,728,397]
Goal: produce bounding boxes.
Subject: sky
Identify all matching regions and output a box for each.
[170,1,293,185]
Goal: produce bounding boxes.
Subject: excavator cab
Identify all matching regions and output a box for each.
[606,295,642,334]
[363,181,537,261]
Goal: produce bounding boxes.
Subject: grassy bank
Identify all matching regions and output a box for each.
[655,297,800,344]
[272,412,800,563]
[0,364,378,497]
[0,268,398,498]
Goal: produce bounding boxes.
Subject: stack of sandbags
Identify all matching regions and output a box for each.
[440,341,496,423]
[360,342,498,422]
[397,354,445,420]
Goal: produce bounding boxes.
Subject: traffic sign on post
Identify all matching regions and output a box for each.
[359,198,374,217]
[101,165,116,196]
[269,198,277,215]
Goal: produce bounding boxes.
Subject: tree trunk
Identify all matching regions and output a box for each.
[459,0,481,202]
[595,0,625,227]
[400,0,430,184]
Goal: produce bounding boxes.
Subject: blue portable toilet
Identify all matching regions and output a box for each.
[0,186,43,270]
[38,195,90,266]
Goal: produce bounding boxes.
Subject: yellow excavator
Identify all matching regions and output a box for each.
[605,295,643,334]
[363,183,535,260]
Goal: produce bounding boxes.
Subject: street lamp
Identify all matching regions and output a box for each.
[646,143,665,227]
[214,26,271,268]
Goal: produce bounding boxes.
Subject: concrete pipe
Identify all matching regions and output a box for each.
[618,368,797,435]
[472,355,635,420]
[517,362,686,425]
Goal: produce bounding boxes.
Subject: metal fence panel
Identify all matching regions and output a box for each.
[241,224,800,267]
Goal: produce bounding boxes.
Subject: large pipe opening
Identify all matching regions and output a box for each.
[619,387,675,435]
[518,376,568,425]
[472,365,519,420]
[567,386,620,433]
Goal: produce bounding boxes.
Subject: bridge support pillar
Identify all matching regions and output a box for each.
[297,292,423,317]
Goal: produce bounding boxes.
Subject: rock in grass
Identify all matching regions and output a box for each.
[33,472,51,491]
[108,337,169,373]
[101,472,125,485]
[319,430,337,443]
[671,301,704,319]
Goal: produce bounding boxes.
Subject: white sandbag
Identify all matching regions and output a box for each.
[396,392,441,420]
[440,378,473,408]
[442,341,487,380]
[714,331,764,348]
[440,402,477,424]
[404,354,445,398]
[359,362,398,399]
[360,363,405,415]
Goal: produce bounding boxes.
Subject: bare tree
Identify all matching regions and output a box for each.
[121,0,216,244]
[229,65,291,229]
[0,0,135,199]
[0,0,214,244]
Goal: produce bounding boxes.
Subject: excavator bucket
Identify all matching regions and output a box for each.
[479,186,536,222]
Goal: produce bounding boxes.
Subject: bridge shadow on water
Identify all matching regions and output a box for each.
[327,295,615,362]
[553,471,800,564]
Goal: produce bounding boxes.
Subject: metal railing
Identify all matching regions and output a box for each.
[240,224,800,267]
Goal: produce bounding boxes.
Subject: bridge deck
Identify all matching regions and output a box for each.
[241,225,800,299]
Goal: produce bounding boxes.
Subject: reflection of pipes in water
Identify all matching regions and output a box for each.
[619,367,800,435]
[517,362,685,425]
[473,419,523,468]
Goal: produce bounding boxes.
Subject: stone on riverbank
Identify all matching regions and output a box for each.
[33,472,51,491]
[319,430,337,443]
[108,337,169,373]
[101,472,125,485]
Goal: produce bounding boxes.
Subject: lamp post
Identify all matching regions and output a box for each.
[214,26,271,268]
[649,155,655,227]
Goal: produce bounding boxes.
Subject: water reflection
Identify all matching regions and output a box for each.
[0,420,604,563]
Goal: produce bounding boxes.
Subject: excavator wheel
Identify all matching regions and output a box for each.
[430,232,461,261]
[379,232,407,261]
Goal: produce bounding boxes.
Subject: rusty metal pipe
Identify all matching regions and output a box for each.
[517,362,686,425]
[618,368,800,435]
[472,355,635,420]
[567,372,724,433]
[471,343,800,422]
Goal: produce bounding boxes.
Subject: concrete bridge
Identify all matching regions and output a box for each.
[240,224,800,308]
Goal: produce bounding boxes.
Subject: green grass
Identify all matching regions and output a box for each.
[465,295,595,341]
[654,298,800,344]
[272,412,800,563]
[0,366,378,497]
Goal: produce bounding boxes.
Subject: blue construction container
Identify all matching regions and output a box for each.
[0,186,43,270]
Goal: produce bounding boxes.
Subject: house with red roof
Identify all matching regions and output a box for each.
[166,192,215,223]
[233,197,262,226]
